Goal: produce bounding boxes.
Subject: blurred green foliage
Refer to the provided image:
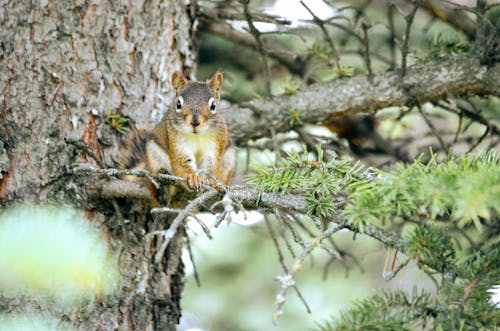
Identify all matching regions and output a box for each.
[0,204,118,330]
[0,315,59,331]
[182,221,389,331]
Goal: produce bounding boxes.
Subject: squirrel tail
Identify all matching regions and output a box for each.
[118,128,150,170]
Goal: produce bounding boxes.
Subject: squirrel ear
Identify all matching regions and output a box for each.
[172,71,187,91]
[207,71,223,99]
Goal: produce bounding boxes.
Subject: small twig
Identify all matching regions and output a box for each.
[360,20,373,80]
[72,164,188,189]
[400,0,422,77]
[213,211,228,228]
[111,199,131,241]
[280,211,304,245]
[300,0,341,69]
[245,146,251,174]
[417,105,447,151]
[292,214,317,238]
[337,0,372,46]
[454,224,479,250]
[152,189,219,265]
[467,126,489,153]
[200,19,305,75]
[296,127,320,156]
[265,215,311,323]
[272,222,346,323]
[151,207,213,239]
[384,258,411,281]
[275,210,297,258]
[325,21,363,44]
[65,138,106,169]
[453,112,463,143]
[207,8,293,26]
[241,0,272,96]
[270,126,282,157]
[387,2,397,70]
[424,269,440,292]
[190,213,213,239]
[438,101,500,138]
[184,228,201,287]
[265,214,288,271]
[151,207,184,214]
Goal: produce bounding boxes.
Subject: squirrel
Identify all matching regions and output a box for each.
[120,71,234,204]
[324,114,405,160]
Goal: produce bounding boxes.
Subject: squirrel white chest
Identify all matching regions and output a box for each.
[179,131,218,170]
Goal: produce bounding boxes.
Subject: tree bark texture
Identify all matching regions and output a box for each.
[0,0,194,329]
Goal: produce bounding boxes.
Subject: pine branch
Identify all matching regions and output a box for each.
[317,287,434,331]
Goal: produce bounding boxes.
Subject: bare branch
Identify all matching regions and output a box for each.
[225,56,500,145]
[200,19,306,75]
[264,215,311,318]
[387,2,398,70]
[300,0,341,69]
[273,222,344,323]
[437,101,500,137]
[401,0,422,77]
[360,20,373,79]
[241,0,272,95]
[417,105,447,151]
[152,189,219,264]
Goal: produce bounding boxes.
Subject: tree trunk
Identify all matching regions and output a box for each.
[0,0,195,329]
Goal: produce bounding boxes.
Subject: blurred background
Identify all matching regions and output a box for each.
[179,0,498,330]
[180,216,435,331]
[0,205,118,329]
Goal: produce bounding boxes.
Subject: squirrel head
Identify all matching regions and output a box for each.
[169,71,224,134]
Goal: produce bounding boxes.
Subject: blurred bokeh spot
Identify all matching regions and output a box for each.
[0,315,59,331]
[0,204,118,304]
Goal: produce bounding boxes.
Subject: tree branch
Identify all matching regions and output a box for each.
[77,168,408,254]
[241,0,272,95]
[200,18,306,75]
[419,0,476,38]
[224,55,500,145]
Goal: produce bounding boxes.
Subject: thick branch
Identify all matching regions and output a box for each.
[85,176,407,251]
[224,55,500,145]
[89,178,309,214]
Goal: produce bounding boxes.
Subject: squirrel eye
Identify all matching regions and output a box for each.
[176,96,183,113]
[209,97,216,114]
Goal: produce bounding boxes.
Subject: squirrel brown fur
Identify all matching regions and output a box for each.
[120,71,234,204]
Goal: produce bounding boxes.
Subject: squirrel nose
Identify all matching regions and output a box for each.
[191,119,200,127]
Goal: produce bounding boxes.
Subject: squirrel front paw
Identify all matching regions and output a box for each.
[206,177,224,191]
[186,173,203,191]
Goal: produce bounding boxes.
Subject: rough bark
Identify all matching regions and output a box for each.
[0,0,194,329]
[224,56,500,145]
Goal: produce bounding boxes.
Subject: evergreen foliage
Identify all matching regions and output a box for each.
[316,288,433,331]
[248,148,500,331]
[247,146,366,218]
[344,151,500,231]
